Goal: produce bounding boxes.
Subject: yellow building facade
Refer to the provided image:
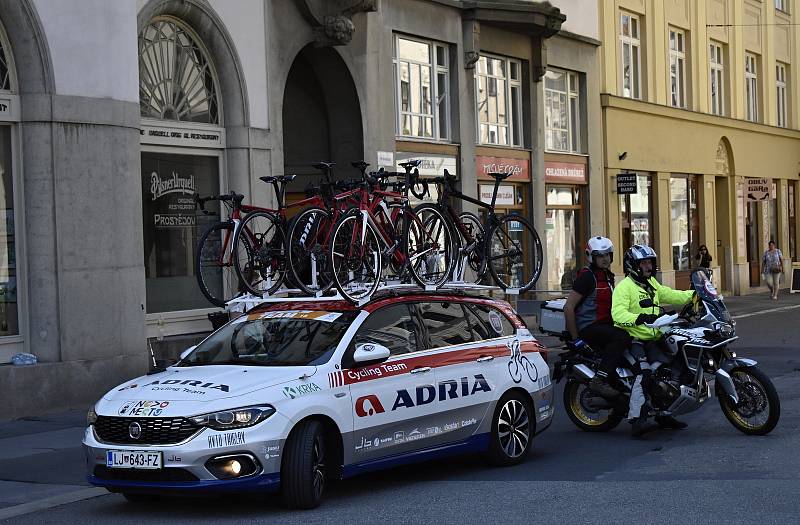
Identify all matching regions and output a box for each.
[598,0,800,294]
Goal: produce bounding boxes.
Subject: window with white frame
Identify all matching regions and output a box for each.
[544,69,581,152]
[669,28,687,108]
[475,54,523,146]
[776,63,788,127]
[709,42,725,116]
[393,35,449,140]
[745,53,759,122]
[775,0,788,12]
[620,12,642,99]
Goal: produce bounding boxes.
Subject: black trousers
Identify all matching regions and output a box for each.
[578,323,631,376]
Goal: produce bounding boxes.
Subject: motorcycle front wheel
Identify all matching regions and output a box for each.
[717,366,780,435]
[563,380,624,432]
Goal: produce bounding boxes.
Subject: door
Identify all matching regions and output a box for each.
[746,201,760,287]
[344,303,439,462]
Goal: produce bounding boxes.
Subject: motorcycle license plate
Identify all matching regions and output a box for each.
[106,450,162,470]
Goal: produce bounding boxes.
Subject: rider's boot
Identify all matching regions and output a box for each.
[630,416,658,438]
[588,372,619,399]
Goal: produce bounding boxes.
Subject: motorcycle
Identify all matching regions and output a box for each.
[553,268,780,435]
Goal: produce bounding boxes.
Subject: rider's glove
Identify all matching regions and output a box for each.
[567,338,586,350]
[635,313,659,325]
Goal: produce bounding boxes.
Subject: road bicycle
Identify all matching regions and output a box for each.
[425,169,542,292]
[327,160,456,303]
[194,191,279,307]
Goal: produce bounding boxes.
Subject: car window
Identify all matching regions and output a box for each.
[468,303,516,337]
[462,304,491,340]
[418,301,474,348]
[352,304,418,357]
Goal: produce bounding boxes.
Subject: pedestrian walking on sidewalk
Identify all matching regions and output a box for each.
[762,240,784,300]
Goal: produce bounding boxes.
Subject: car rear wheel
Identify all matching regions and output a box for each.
[485,391,533,466]
[281,419,327,509]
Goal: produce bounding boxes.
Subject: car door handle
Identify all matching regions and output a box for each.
[476,355,494,363]
[410,366,432,374]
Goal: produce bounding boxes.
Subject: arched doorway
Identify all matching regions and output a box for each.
[282,44,363,194]
[714,137,735,292]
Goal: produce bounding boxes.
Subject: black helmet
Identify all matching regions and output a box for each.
[623,244,657,283]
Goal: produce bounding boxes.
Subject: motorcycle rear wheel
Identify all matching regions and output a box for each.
[563,380,624,432]
[717,366,780,436]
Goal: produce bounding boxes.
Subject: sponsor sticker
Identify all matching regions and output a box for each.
[489,310,504,334]
[251,310,343,322]
[118,400,170,417]
[207,431,247,449]
[283,382,322,399]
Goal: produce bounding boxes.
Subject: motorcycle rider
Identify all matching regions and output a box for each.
[611,244,695,437]
[563,236,630,399]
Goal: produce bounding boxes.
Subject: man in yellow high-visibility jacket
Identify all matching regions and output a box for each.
[612,244,695,437]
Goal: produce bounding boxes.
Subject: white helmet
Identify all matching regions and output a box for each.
[586,236,614,264]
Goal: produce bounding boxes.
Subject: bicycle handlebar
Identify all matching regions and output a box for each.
[194,192,244,213]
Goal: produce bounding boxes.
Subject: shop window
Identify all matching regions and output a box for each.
[745,53,759,122]
[789,181,796,261]
[544,69,581,153]
[393,35,449,140]
[668,28,687,109]
[142,152,219,313]
[620,174,652,252]
[769,182,778,245]
[669,175,699,272]
[139,18,219,124]
[620,12,642,99]
[709,42,725,116]
[546,186,582,290]
[476,54,523,147]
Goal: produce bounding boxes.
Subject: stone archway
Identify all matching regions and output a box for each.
[714,137,736,292]
[282,44,363,189]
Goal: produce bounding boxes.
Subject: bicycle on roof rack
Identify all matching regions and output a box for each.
[422,168,543,293]
[327,159,456,303]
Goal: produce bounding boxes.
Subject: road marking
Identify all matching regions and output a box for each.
[735,304,800,319]
[0,487,107,520]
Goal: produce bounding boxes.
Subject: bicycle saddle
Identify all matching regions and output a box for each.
[259,174,297,184]
[398,159,423,170]
[487,171,513,181]
[312,162,335,171]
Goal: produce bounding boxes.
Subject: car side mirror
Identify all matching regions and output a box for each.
[353,343,391,364]
[178,345,196,362]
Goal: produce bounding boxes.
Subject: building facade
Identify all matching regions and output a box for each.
[598,0,800,293]
[0,0,580,419]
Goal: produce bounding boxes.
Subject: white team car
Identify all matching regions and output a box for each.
[84,292,554,508]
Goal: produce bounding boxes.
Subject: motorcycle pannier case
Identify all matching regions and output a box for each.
[539,298,567,336]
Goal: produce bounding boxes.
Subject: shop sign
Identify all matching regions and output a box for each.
[746,178,771,201]
[395,152,457,177]
[377,151,394,169]
[476,155,530,182]
[480,184,515,206]
[616,173,638,194]
[544,161,586,183]
[140,120,225,149]
[148,170,197,229]
[0,95,19,121]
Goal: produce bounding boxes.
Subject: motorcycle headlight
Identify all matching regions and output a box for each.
[189,405,275,430]
[87,405,98,426]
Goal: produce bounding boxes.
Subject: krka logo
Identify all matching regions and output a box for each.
[283,383,322,400]
[150,171,196,201]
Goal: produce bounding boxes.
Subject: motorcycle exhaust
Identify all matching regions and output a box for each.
[572,364,595,381]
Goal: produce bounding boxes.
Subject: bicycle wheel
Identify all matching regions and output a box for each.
[405,204,455,289]
[232,211,286,297]
[328,210,382,303]
[195,222,251,307]
[454,211,487,284]
[486,214,542,293]
[287,206,334,295]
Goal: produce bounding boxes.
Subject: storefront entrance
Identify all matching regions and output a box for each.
[746,200,760,287]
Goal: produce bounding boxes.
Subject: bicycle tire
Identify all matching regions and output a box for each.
[328,209,382,303]
[454,211,487,284]
[232,211,286,297]
[486,214,542,293]
[287,206,335,295]
[405,203,455,289]
[195,222,250,307]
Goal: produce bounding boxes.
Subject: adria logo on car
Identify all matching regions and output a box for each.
[355,375,491,417]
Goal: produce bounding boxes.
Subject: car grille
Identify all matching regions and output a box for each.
[94,416,200,445]
[93,465,199,482]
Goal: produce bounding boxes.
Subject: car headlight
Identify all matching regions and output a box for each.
[87,405,98,426]
[189,405,275,430]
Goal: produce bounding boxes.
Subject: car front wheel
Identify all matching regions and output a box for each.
[281,419,327,509]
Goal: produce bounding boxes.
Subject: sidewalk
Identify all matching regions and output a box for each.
[1,289,798,520]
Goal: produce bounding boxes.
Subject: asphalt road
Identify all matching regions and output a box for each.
[3,301,799,524]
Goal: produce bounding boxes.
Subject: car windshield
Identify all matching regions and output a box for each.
[179,310,357,367]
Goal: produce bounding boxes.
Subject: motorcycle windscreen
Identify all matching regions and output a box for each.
[691,269,732,324]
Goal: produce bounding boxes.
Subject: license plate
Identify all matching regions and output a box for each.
[106,450,162,470]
